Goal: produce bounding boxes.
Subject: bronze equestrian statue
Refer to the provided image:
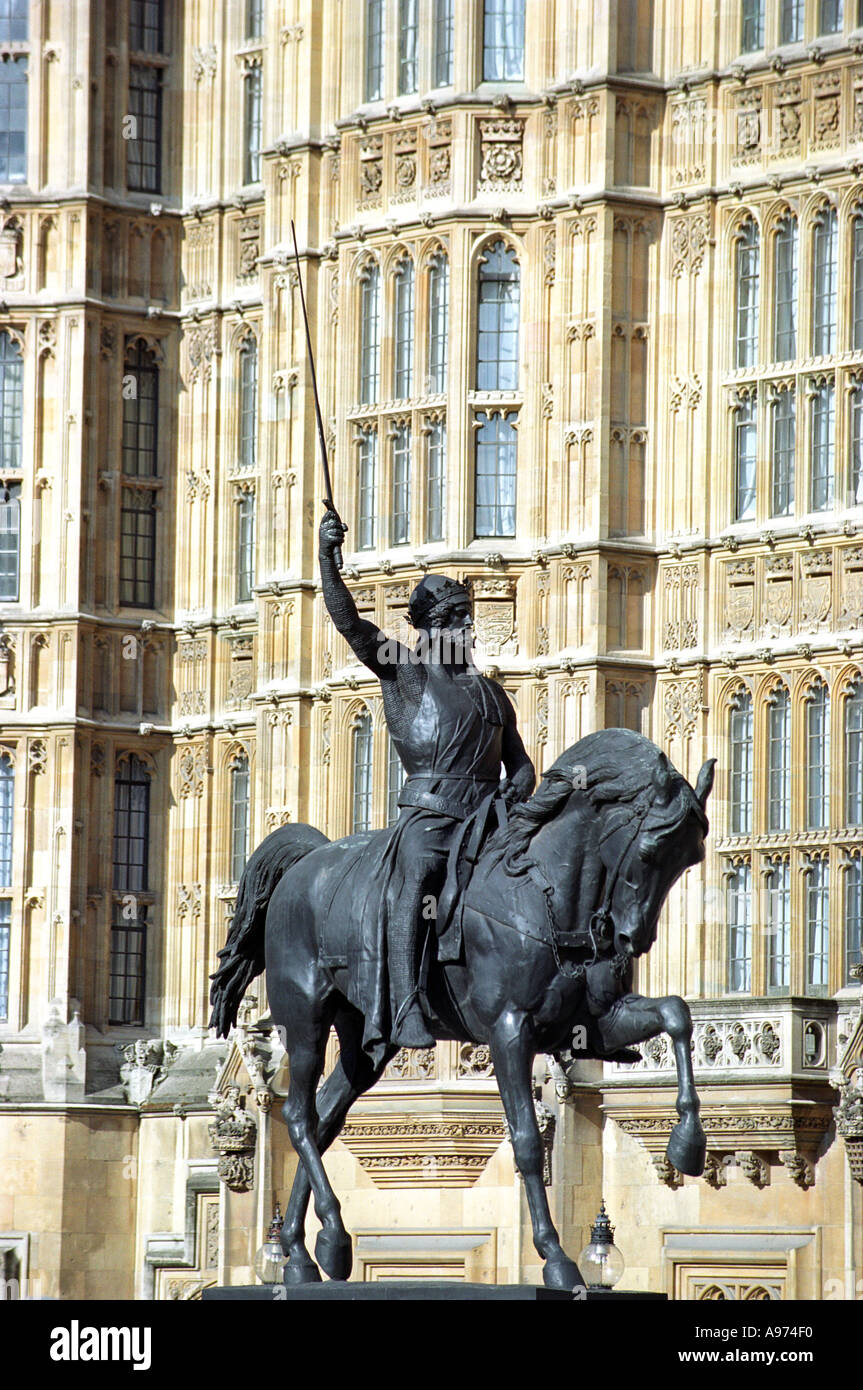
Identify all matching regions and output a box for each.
[210,516,715,1291]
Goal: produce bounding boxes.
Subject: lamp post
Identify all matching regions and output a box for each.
[254,1204,286,1284]
[579,1199,625,1290]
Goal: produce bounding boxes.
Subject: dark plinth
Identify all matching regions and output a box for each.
[202,1282,666,1302]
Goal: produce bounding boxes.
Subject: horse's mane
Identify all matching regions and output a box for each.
[492,728,708,868]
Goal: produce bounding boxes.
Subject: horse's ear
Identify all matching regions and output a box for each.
[695,758,716,808]
[652,757,672,802]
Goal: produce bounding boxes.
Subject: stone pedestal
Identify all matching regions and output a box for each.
[202,1282,666,1302]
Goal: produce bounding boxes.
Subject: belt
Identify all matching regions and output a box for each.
[398,774,498,822]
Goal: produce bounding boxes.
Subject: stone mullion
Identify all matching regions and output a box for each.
[593,205,616,544]
[450,224,473,549]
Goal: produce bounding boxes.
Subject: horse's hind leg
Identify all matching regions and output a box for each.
[282,1006,393,1285]
[281,1016,355,1282]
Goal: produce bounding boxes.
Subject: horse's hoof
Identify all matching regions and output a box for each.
[543,1255,585,1292]
[315,1227,353,1281]
[283,1253,322,1286]
[666,1117,706,1177]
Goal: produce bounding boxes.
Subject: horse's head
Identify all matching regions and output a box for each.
[542,730,715,961]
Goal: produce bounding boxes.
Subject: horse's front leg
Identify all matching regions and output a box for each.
[597,993,706,1177]
[490,1011,584,1291]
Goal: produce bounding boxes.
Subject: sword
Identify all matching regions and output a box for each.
[290,219,343,570]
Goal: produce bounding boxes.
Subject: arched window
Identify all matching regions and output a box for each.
[394,258,414,399]
[246,0,264,40]
[391,422,411,545]
[360,263,381,404]
[0,0,28,185]
[127,0,164,197]
[476,241,520,392]
[230,753,250,882]
[727,860,752,992]
[781,0,804,42]
[806,856,829,988]
[426,417,446,542]
[433,0,454,86]
[0,484,21,602]
[358,427,378,550]
[0,332,24,472]
[809,378,835,511]
[733,391,757,521]
[766,858,790,989]
[427,252,449,394]
[767,686,790,831]
[845,852,863,983]
[365,0,385,101]
[123,340,159,478]
[851,379,863,506]
[0,752,13,886]
[852,210,863,352]
[729,690,753,835]
[243,65,263,184]
[734,220,759,369]
[846,677,863,824]
[0,1,27,43]
[352,710,373,833]
[236,490,255,602]
[770,387,795,517]
[110,754,152,1025]
[121,341,160,609]
[805,681,830,829]
[819,0,843,34]
[773,215,797,361]
[741,0,765,52]
[475,409,517,537]
[238,335,258,470]
[482,0,525,80]
[129,0,163,52]
[386,732,405,826]
[812,205,838,356]
[398,0,418,95]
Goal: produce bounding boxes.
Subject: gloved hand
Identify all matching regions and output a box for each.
[319,509,347,557]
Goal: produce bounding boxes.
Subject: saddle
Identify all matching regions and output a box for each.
[434,791,508,962]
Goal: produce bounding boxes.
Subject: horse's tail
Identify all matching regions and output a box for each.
[208,823,329,1038]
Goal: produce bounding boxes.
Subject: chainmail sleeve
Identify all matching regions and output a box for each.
[319,549,426,721]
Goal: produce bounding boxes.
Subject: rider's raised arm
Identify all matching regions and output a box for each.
[319,512,410,679]
[501,697,536,805]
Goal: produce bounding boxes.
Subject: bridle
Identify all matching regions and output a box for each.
[537,789,657,979]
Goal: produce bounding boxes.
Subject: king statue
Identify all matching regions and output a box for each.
[318,509,536,1049]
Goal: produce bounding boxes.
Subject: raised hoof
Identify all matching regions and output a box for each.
[666,1118,706,1177]
[283,1252,322,1286]
[543,1255,585,1292]
[315,1226,353,1282]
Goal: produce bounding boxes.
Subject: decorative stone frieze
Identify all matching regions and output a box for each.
[338,1111,506,1187]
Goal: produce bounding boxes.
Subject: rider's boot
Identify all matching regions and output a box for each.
[393,994,435,1048]
[390,922,434,1048]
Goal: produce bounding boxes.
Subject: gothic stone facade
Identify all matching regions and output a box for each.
[0,0,861,1300]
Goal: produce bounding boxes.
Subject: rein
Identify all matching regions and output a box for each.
[520,788,656,979]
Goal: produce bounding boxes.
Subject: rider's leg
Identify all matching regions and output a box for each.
[389,820,449,1049]
[390,871,435,1047]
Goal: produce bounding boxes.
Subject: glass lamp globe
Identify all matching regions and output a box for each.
[254,1204,287,1284]
[579,1199,625,1290]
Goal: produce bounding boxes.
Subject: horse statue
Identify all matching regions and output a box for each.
[210,728,715,1292]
